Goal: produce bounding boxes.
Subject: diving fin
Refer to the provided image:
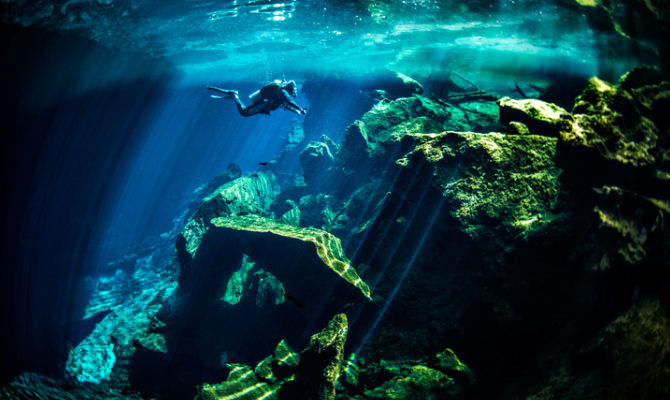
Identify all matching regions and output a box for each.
[207,86,238,99]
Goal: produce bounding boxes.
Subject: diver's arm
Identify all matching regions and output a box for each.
[281,89,306,114]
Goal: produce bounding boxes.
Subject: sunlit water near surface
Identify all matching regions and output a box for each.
[2,1,668,399]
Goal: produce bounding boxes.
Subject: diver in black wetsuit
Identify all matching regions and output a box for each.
[208,80,307,117]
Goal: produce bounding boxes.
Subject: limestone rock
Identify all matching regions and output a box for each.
[66,255,179,384]
[527,298,670,400]
[585,185,670,270]
[397,131,561,239]
[458,100,500,133]
[498,97,570,137]
[342,348,470,400]
[363,365,455,400]
[285,313,349,400]
[194,340,300,400]
[178,171,280,262]
[253,269,285,308]
[197,364,281,400]
[279,199,300,226]
[337,95,470,175]
[210,215,371,300]
[222,254,256,305]
[299,136,337,186]
[559,72,666,168]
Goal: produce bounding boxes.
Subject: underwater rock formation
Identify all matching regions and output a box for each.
[50,68,670,400]
[66,254,179,385]
[209,215,371,300]
[396,131,561,240]
[0,372,141,400]
[286,313,348,400]
[492,67,670,399]
[497,97,569,137]
[335,347,471,400]
[559,68,669,170]
[299,136,337,187]
[179,171,280,261]
[195,313,347,400]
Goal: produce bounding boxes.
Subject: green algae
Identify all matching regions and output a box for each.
[211,215,372,300]
[397,131,561,239]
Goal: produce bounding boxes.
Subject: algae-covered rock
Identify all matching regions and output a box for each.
[585,185,670,270]
[434,348,471,378]
[197,364,282,400]
[254,339,300,383]
[397,131,561,239]
[279,199,301,226]
[337,95,470,175]
[458,100,500,133]
[559,70,668,169]
[598,298,670,397]
[498,97,570,137]
[195,314,350,400]
[254,269,285,308]
[335,347,470,400]
[284,313,348,400]
[210,215,371,299]
[179,171,280,261]
[363,365,455,400]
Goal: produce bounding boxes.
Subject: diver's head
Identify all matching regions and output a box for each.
[284,80,297,97]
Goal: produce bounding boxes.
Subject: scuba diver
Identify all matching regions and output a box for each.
[208,80,307,117]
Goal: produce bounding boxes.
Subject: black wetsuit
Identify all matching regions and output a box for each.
[210,82,304,117]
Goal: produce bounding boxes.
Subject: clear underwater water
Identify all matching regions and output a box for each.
[1,1,667,399]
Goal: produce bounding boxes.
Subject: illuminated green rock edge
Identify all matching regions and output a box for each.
[197,340,300,400]
[198,364,282,400]
[211,215,372,300]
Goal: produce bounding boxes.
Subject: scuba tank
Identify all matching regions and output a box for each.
[249,89,262,103]
[251,80,283,104]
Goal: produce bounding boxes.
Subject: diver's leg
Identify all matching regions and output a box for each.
[232,97,259,117]
[237,100,269,117]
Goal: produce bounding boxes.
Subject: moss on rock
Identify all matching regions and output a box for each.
[397,131,561,239]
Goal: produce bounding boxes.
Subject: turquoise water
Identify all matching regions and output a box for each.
[1,1,668,399]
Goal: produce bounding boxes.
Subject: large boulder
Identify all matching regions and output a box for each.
[337,95,470,177]
[497,97,569,137]
[396,131,561,240]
